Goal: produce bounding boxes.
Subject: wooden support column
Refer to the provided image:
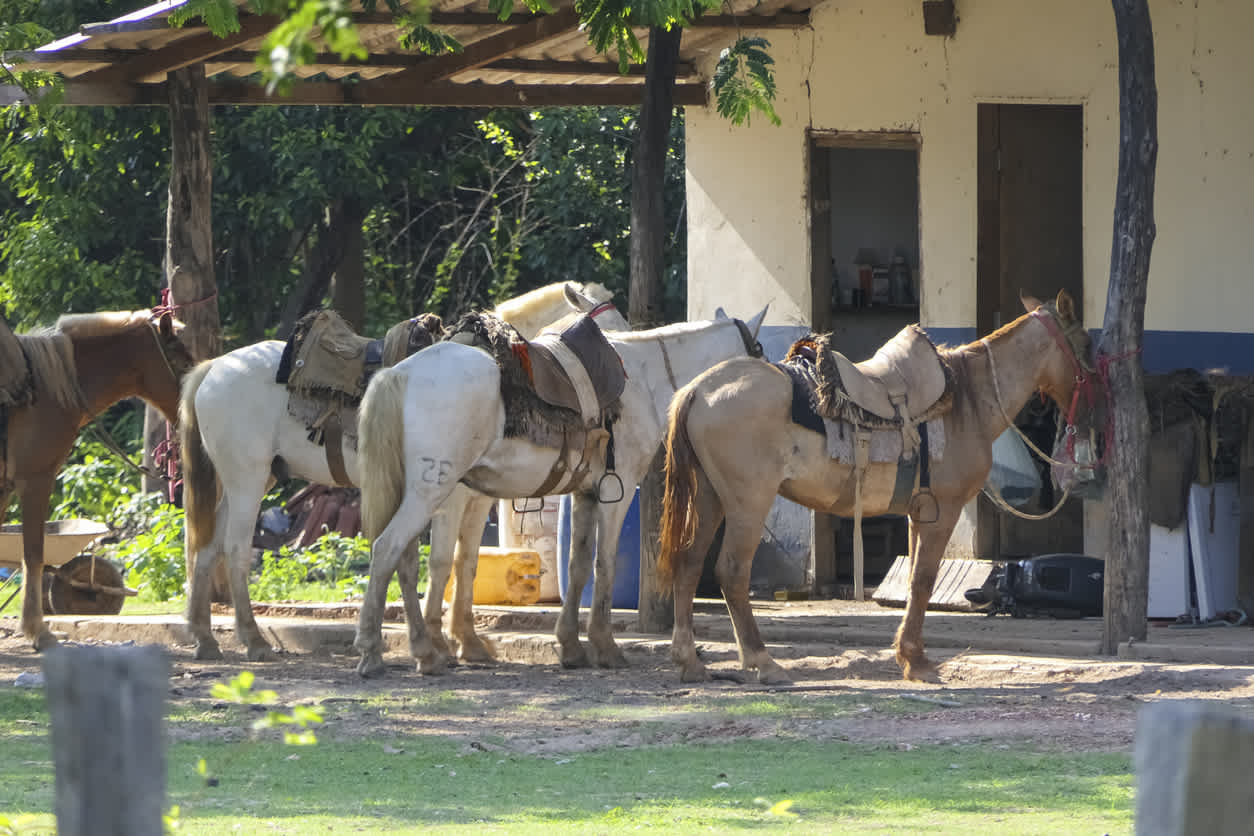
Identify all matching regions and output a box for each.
[1100,0,1157,654]
[142,63,220,495]
[631,25,682,634]
[44,645,168,836]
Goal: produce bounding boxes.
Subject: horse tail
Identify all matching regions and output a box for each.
[358,367,408,541]
[179,360,218,569]
[658,384,702,588]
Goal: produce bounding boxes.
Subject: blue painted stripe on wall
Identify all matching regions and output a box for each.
[924,326,1254,375]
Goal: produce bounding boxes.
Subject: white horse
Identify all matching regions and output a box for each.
[180,281,625,661]
[353,306,769,677]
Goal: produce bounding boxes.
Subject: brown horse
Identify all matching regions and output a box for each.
[658,291,1092,684]
[0,310,193,651]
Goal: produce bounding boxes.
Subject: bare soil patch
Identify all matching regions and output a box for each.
[4,600,1254,757]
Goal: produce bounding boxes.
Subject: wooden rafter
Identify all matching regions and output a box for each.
[74,16,278,84]
[384,5,581,87]
[0,79,709,108]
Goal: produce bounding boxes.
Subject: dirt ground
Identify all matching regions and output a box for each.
[4,599,1254,755]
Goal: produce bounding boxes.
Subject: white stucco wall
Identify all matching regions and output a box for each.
[686,0,1254,337]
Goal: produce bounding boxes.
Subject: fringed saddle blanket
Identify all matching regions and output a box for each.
[777,334,949,516]
[447,311,623,452]
[0,315,32,411]
[277,310,443,451]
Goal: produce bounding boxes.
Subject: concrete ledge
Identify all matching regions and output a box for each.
[1119,641,1254,666]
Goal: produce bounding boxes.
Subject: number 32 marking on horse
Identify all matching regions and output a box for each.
[420,457,453,484]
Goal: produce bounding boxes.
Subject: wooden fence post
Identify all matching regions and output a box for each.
[1135,701,1254,835]
[43,645,169,836]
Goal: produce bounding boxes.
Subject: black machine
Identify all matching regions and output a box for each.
[964,554,1104,618]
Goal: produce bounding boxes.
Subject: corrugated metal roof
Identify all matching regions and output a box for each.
[2,0,815,107]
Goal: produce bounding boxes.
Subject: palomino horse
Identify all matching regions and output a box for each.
[0,310,193,651]
[354,307,768,677]
[658,291,1093,684]
[180,281,625,661]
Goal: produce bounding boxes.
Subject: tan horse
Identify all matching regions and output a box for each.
[658,291,1092,684]
[1,310,193,651]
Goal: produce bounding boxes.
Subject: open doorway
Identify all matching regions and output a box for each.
[809,131,920,595]
[976,103,1085,559]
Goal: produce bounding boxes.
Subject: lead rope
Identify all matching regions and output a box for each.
[980,337,1073,521]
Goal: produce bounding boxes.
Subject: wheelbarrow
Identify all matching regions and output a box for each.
[0,519,134,615]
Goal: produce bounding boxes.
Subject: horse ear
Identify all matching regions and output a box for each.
[1054,289,1077,322]
[564,282,593,311]
[714,307,728,320]
[744,304,769,338]
[157,311,177,339]
[1020,290,1044,313]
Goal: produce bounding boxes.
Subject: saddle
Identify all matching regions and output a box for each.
[276,310,443,485]
[449,311,625,497]
[810,325,952,433]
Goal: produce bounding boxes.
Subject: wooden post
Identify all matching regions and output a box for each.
[1099,0,1157,654]
[44,645,168,836]
[143,63,220,496]
[1135,701,1254,835]
[631,25,682,634]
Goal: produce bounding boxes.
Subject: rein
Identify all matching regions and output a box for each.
[980,307,1103,521]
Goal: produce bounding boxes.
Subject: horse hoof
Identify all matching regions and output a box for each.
[559,643,589,669]
[32,631,58,653]
[247,646,280,663]
[416,654,450,675]
[456,639,497,664]
[357,654,387,679]
[194,643,224,661]
[901,659,940,683]
[679,664,711,683]
[757,667,794,687]
[591,647,628,669]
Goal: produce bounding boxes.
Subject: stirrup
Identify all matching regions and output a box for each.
[597,470,624,503]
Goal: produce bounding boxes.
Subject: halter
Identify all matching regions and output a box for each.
[981,305,1104,521]
[588,301,618,320]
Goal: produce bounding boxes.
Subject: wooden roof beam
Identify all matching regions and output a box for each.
[75,16,278,84]
[1,79,710,107]
[386,6,582,87]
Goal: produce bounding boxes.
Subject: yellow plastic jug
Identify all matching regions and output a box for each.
[443,547,542,605]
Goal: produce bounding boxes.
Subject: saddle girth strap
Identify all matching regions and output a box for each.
[532,430,574,498]
[321,412,354,488]
[851,428,871,603]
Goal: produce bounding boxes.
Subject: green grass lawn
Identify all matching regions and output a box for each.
[0,687,1134,835]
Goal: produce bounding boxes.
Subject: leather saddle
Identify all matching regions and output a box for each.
[277,310,440,405]
[526,314,626,424]
[812,325,952,430]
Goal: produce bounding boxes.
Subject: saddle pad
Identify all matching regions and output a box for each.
[277,310,374,402]
[822,325,949,422]
[528,315,625,423]
[774,360,826,437]
[823,417,946,464]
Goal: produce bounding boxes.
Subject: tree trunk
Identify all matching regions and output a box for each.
[329,196,367,332]
[1100,0,1157,655]
[630,25,682,634]
[277,198,362,337]
[143,64,219,496]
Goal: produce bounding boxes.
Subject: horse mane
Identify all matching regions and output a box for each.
[15,331,84,411]
[54,310,152,339]
[493,281,611,324]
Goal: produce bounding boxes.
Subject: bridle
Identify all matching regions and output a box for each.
[982,305,1106,520]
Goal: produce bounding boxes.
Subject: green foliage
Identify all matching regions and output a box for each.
[210,670,323,744]
[101,494,187,603]
[713,37,781,127]
[250,530,375,601]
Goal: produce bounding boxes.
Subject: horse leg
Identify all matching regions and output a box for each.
[17,475,56,651]
[396,536,449,674]
[185,500,226,660]
[716,495,791,685]
[892,507,961,682]
[670,467,725,683]
[355,493,438,678]
[422,507,457,660]
[448,492,496,663]
[586,493,634,668]
[223,487,277,662]
[555,491,598,668]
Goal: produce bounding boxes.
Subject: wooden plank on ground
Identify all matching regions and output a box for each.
[871,556,996,612]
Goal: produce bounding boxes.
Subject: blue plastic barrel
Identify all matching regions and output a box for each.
[556,488,640,609]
